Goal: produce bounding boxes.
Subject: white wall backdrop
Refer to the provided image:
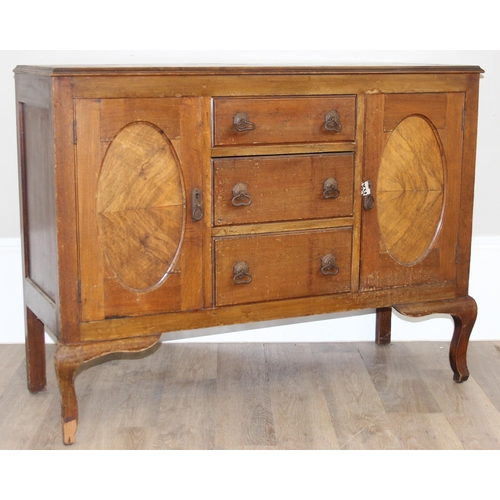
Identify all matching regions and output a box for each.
[0,49,499,343]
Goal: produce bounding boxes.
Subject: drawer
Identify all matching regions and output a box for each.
[213,153,354,226]
[213,96,356,146]
[214,228,352,306]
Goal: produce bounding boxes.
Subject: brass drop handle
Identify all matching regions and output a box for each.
[323,178,340,199]
[233,112,256,132]
[233,261,252,285]
[361,180,375,210]
[324,110,342,132]
[321,254,339,276]
[232,182,252,206]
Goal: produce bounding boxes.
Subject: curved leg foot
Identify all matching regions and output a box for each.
[394,296,477,383]
[54,335,161,445]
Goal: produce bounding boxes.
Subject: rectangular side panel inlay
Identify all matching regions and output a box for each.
[19,103,58,302]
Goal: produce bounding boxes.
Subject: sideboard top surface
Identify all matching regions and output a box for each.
[13,64,485,77]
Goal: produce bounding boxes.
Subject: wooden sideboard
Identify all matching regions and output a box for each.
[14,65,482,445]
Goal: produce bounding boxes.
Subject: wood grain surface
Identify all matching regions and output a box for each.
[377,115,444,265]
[214,228,353,306]
[360,92,466,290]
[213,96,356,146]
[213,153,354,226]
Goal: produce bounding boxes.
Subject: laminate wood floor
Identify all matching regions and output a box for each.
[1,341,500,450]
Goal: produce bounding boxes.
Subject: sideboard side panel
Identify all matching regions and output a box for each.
[15,73,59,335]
[18,102,58,301]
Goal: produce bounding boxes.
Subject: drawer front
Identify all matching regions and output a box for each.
[215,228,352,306]
[214,153,354,226]
[213,96,356,146]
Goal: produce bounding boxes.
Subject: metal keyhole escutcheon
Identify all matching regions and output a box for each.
[361,180,375,210]
[191,188,204,221]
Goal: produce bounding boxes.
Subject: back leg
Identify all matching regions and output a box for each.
[25,307,46,393]
[376,307,392,345]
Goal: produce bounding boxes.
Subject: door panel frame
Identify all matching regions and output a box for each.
[76,97,205,321]
[360,92,465,291]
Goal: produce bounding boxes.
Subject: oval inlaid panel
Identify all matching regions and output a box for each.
[377,115,444,266]
[97,122,185,292]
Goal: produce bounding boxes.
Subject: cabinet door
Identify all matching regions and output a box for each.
[360,93,465,291]
[76,98,204,320]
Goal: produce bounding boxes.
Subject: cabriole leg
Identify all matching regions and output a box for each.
[25,307,46,393]
[448,296,478,382]
[54,335,161,445]
[394,296,477,383]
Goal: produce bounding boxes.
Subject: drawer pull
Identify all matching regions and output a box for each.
[321,254,339,276]
[233,112,256,132]
[323,178,340,199]
[324,110,343,132]
[233,261,253,285]
[191,188,204,221]
[232,182,252,206]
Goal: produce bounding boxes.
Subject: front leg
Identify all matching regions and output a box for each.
[54,335,161,445]
[394,295,477,383]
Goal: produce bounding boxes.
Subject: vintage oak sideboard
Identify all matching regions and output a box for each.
[14,65,482,444]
